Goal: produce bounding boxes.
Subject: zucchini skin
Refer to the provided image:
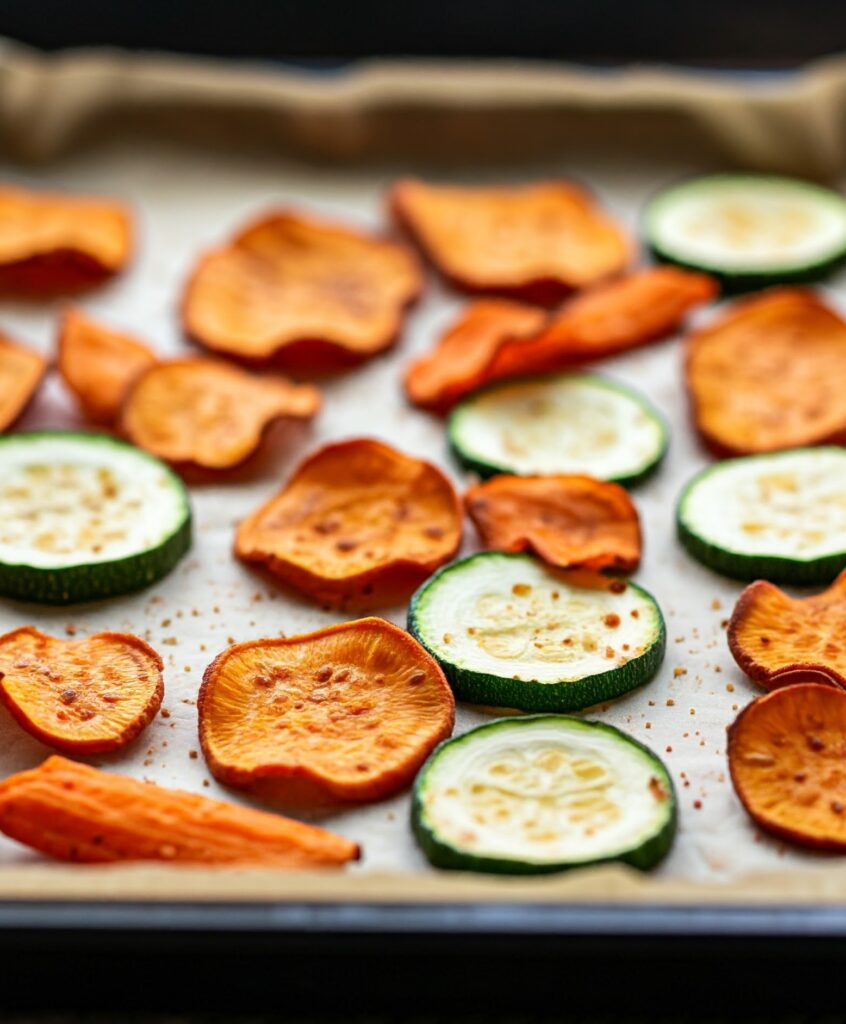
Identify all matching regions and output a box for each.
[407,554,666,713]
[0,431,192,605]
[447,373,669,488]
[412,715,677,875]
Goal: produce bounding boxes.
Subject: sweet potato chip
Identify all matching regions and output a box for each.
[0,626,163,754]
[0,334,46,431]
[199,617,455,802]
[465,474,642,573]
[728,683,846,850]
[0,755,359,866]
[687,288,846,455]
[728,571,846,689]
[182,210,422,371]
[235,438,462,606]
[403,269,715,413]
[390,178,631,303]
[0,186,132,292]
[122,358,320,471]
[58,307,157,424]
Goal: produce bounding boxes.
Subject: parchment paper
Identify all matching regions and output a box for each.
[0,113,845,903]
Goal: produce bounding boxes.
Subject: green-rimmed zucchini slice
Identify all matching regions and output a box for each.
[413,715,676,874]
[677,447,846,584]
[408,551,665,712]
[448,373,667,486]
[0,431,191,604]
[645,174,846,290]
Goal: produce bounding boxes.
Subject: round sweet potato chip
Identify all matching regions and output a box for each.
[122,357,320,471]
[729,571,846,689]
[182,210,423,371]
[0,626,163,754]
[728,683,846,850]
[0,186,132,292]
[58,307,158,425]
[687,288,846,455]
[199,617,455,802]
[390,178,632,303]
[403,268,715,414]
[0,335,46,431]
[465,474,642,573]
[235,438,462,606]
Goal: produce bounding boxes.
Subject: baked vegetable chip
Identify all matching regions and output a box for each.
[0,755,359,866]
[199,617,455,802]
[58,307,157,424]
[235,438,462,606]
[728,683,846,850]
[0,186,132,292]
[0,626,163,753]
[390,178,631,303]
[0,335,46,431]
[728,571,846,689]
[403,269,714,413]
[182,210,422,371]
[122,358,320,471]
[687,288,846,455]
[465,474,641,573]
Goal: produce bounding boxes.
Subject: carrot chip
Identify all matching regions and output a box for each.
[58,307,157,424]
[0,186,132,292]
[122,357,320,472]
[0,334,46,431]
[235,438,462,606]
[199,617,455,802]
[687,288,846,455]
[182,210,422,371]
[0,626,163,754]
[729,571,846,689]
[465,474,642,573]
[0,755,359,866]
[390,178,632,303]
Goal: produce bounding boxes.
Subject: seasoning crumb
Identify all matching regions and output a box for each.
[666,698,675,706]
[693,800,702,810]
[161,709,171,719]
[710,599,722,610]
[162,637,178,646]
[726,682,735,693]
[189,750,198,760]
[674,667,687,678]
[64,624,77,636]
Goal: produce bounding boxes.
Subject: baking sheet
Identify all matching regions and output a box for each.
[1,134,845,899]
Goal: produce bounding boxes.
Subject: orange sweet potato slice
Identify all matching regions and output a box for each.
[465,474,642,573]
[182,210,422,371]
[403,268,715,413]
[199,617,455,802]
[58,307,157,424]
[236,438,461,606]
[0,755,359,865]
[122,357,321,471]
[686,288,846,455]
[390,178,632,303]
[0,626,163,754]
[728,683,846,850]
[728,571,846,690]
[0,186,132,292]
[0,334,46,431]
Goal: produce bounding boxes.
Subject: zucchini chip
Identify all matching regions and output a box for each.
[199,618,455,802]
[465,474,641,573]
[58,307,157,425]
[0,335,46,431]
[687,288,846,455]
[728,683,846,850]
[0,756,359,866]
[122,358,320,472]
[728,571,846,689]
[409,551,665,713]
[0,626,163,753]
[0,186,132,292]
[413,715,676,873]
[182,210,422,371]
[235,438,462,607]
[391,178,631,303]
